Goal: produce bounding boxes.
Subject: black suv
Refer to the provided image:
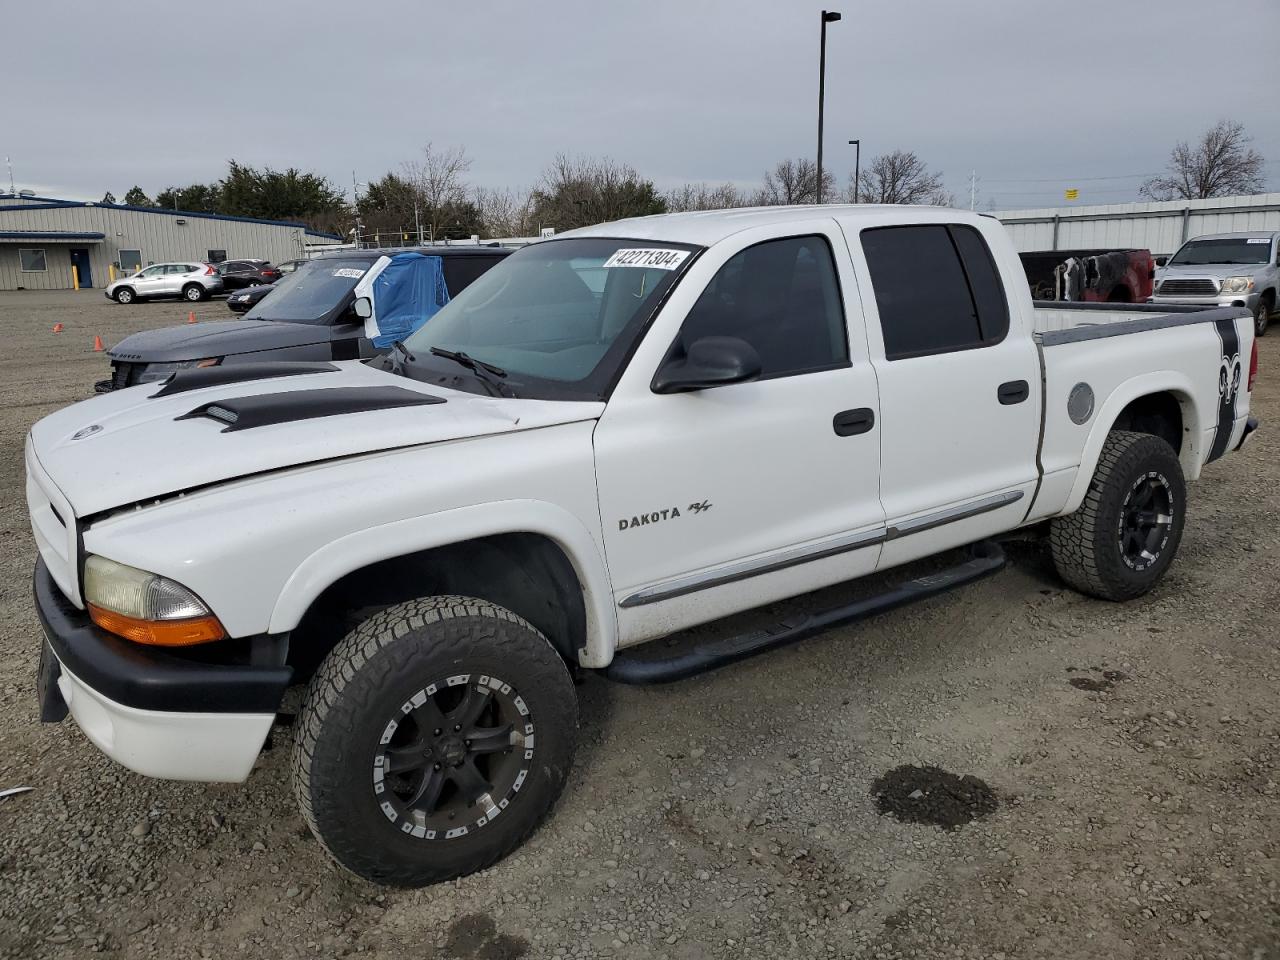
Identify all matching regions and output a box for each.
[217,259,281,290]
[99,247,512,391]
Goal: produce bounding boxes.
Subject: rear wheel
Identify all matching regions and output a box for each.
[1050,430,1186,601]
[293,596,578,887]
[113,287,135,304]
[183,283,205,302]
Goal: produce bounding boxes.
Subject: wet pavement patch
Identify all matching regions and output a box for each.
[443,914,528,960]
[1069,677,1113,692]
[869,764,999,830]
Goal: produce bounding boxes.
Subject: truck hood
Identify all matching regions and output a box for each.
[1157,263,1264,283]
[28,362,604,516]
[108,320,329,364]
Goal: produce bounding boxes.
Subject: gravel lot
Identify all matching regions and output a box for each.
[1,290,1277,959]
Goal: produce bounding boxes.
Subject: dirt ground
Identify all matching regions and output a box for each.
[0,290,1276,959]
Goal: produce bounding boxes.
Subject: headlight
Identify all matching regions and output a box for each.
[135,358,222,384]
[84,556,226,646]
[1221,276,1255,294]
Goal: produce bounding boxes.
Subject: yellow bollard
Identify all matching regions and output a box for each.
[72,264,80,291]
[108,263,117,283]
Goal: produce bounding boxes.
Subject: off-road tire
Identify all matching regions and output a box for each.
[1050,430,1186,601]
[113,287,135,304]
[293,596,577,887]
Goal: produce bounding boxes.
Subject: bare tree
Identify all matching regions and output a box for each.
[850,150,951,205]
[402,143,472,240]
[756,158,833,206]
[530,155,666,230]
[474,185,538,237]
[1140,120,1266,201]
[665,182,752,212]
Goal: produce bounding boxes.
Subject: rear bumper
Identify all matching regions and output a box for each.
[34,559,290,782]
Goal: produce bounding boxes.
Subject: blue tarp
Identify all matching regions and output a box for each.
[368,253,450,348]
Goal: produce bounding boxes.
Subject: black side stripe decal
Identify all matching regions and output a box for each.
[1206,318,1242,464]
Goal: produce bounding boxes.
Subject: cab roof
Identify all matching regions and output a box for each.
[558,204,990,248]
[1186,231,1279,241]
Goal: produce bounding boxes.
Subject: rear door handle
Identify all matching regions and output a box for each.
[997,380,1030,405]
[833,407,875,436]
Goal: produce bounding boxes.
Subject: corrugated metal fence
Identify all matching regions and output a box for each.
[996,193,1280,256]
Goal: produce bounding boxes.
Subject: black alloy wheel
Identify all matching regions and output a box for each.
[374,673,532,840]
[1117,471,1174,572]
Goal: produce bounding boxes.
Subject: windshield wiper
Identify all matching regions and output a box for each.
[429,347,513,397]
[386,340,415,377]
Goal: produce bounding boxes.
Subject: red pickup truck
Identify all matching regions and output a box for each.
[1020,248,1155,303]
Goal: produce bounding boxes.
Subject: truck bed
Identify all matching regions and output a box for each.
[1032,301,1246,341]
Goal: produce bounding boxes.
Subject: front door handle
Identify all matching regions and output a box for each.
[997,380,1030,405]
[833,407,875,436]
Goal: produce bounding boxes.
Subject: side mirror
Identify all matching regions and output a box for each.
[1154,256,1168,267]
[652,336,763,394]
[352,296,373,319]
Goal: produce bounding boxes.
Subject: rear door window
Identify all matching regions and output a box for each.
[861,224,1007,360]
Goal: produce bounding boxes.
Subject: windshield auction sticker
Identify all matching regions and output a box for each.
[603,248,690,270]
[332,268,365,278]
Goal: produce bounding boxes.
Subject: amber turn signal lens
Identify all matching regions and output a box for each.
[88,604,226,647]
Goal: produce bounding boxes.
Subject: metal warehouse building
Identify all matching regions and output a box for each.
[996,192,1280,257]
[0,194,341,291]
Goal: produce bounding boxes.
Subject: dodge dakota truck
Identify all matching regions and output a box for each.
[26,206,1258,887]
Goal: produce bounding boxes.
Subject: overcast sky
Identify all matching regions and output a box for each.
[4,0,1277,212]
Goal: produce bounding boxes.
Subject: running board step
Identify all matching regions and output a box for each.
[602,540,1006,685]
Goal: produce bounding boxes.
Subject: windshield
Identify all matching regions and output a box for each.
[244,257,370,323]
[401,238,699,399]
[1168,238,1273,266]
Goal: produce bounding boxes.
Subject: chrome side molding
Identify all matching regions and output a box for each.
[619,489,1025,609]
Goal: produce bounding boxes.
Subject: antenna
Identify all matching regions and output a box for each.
[968,169,978,211]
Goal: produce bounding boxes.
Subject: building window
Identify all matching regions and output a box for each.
[118,249,143,273]
[207,249,227,263]
[19,248,47,272]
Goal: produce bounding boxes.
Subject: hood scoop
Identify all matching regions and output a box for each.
[178,385,446,432]
[150,361,339,398]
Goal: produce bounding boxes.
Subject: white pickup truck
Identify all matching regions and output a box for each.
[26,206,1258,887]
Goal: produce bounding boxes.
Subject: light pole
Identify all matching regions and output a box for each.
[848,139,860,203]
[816,10,841,204]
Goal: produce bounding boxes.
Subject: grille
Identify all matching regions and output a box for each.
[1158,278,1218,297]
[110,361,136,390]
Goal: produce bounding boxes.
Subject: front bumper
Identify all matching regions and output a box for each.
[1149,291,1260,311]
[33,559,290,782]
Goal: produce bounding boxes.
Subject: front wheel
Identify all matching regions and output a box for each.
[1050,431,1186,601]
[1256,297,1272,338]
[183,283,205,302]
[113,287,135,304]
[293,596,578,887]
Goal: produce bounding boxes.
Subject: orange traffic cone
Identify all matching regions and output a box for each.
[52,322,63,333]
[93,335,104,352]
[187,311,197,324]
